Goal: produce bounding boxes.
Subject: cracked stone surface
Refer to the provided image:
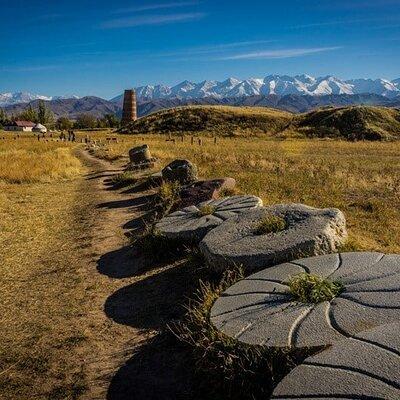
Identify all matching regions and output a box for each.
[155,195,263,243]
[272,322,400,399]
[210,252,400,348]
[199,203,347,272]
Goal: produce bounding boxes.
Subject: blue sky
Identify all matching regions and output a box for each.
[1,0,399,98]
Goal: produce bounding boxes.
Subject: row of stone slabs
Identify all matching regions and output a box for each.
[156,196,347,271]
[156,196,400,398]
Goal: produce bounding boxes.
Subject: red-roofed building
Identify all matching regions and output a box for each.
[4,120,36,132]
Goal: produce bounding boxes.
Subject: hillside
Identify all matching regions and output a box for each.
[3,96,121,119]
[2,93,397,120]
[120,105,400,140]
[297,106,400,140]
[119,105,293,136]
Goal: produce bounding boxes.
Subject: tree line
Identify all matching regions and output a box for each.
[0,100,120,130]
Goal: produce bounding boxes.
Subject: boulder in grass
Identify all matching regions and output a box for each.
[272,321,400,399]
[199,203,347,273]
[177,177,236,209]
[127,144,156,170]
[162,159,198,185]
[155,195,263,244]
[211,252,400,348]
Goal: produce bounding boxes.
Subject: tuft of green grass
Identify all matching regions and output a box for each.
[254,214,287,235]
[157,180,181,214]
[288,273,344,304]
[110,171,137,186]
[198,204,216,216]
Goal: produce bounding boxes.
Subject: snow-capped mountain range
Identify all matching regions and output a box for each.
[0,92,79,107]
[2,75,400,108]
[111,75,400,102]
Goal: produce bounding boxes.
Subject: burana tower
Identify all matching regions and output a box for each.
[121,89,137,125]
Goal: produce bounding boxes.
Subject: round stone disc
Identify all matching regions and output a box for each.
[272,322,400,399]
[210,252,400,348]
[155,195,263,243]
[199,203,347,272]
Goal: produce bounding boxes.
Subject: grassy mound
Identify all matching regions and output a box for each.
[120,105,293,136]
[297,106,400,140]
[120,104,400,141]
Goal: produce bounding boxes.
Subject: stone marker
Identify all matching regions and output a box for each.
[155,195,263,243]
[199,203,347,272]
[126,144,156,170]
[211,252,400,348]
[177,177,236,209]
[272,321,400,399]
[162,159,198,185]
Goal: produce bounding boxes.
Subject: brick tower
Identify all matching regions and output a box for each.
[121,89,137,125]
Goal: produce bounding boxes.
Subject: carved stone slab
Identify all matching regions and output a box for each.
[211,252,400,348]
[272,322,400,399]
[199,204,347,272]
[155,195,263,243]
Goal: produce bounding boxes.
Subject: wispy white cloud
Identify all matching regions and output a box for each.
[158,40,278,56]
[113,1,200,13]
[100,12,206,29]
[291,17,400,29]
[220,47,341,60]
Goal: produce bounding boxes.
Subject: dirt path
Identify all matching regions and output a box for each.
[1,147,199,400]
[75,150,198,400]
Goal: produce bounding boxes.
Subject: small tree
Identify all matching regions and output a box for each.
[74,113,97,129]
[37,100,54,125]
[19,105,38,123]
[56,116,73,131]
[104,113,120,128]
[0,108,8,125]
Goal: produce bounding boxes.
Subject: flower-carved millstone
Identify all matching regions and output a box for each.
[210,252,400,348]
[272,322,400,399]
[199,204,347,272]
[155,195,263,243]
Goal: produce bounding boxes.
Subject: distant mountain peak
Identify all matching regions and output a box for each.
[108,75,400,102]
[0,92,80,107]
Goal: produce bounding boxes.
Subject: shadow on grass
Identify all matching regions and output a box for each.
[107,332,196,400]
[104,259,212,400]
[104,260,205,329]
[97,194,156,210]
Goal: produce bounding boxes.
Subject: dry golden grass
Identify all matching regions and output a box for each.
[0,138,82,183]
[0,136,91,398]
[0,178,90,399]
[93,134,400,253]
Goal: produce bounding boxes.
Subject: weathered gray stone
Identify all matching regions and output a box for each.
[162,159,198,185]
[129,144,151,164]
[155,195,263,243]
[210,252,400,348]
[199,204,347,272]
[272,322,400,399]
[127,144,156,170]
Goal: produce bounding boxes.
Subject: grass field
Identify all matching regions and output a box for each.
[93,134,400,253]
[1,128,400,398]
[0,135,91,398]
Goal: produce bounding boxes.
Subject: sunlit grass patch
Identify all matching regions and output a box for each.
[198,204,216,216]
[288,273,344,304]
[0,143,82,184]
[157,181,181,214]
[254,214,287,235]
